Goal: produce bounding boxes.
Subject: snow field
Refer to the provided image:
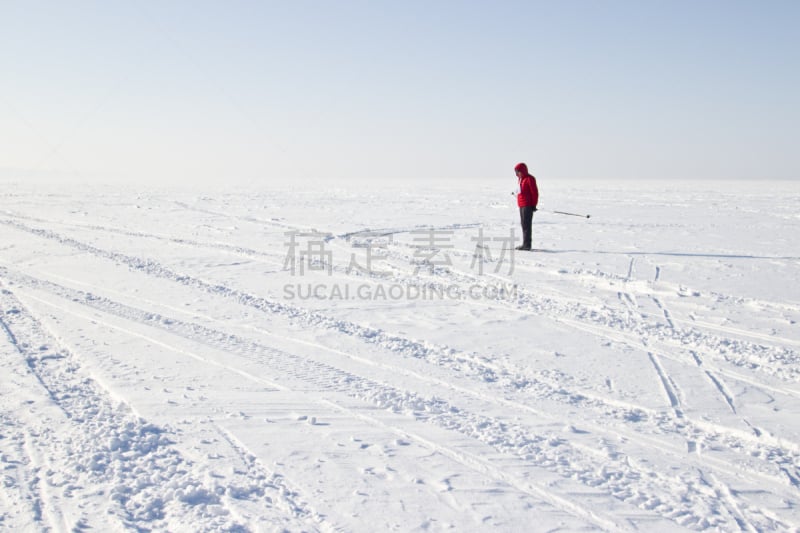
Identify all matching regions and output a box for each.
[1,180,799,531]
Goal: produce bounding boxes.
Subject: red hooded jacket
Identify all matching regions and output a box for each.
[515,163,539,208]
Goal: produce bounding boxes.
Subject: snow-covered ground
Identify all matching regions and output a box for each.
[1,179,799,532]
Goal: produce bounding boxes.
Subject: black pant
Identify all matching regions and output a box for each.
[519,206,535,248]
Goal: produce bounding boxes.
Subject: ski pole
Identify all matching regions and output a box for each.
[509,192,591,218]
[551,210,591,219]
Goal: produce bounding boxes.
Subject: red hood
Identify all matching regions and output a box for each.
[514,162,529,176]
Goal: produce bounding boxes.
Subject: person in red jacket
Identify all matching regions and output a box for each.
[515,162,539,250]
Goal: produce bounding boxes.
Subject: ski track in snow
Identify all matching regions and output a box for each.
[1,186,799,531]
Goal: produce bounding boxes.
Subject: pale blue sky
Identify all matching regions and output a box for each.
[1,0,798,185]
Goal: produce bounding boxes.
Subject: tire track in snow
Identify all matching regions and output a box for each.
[0,208,286,265]
[4,220,800,460]
[1,293,92,532]
[651,292,747,426]
[616,277,765,524]
[703,471,763,533]
[7,270,796,532]
[3,218,800,494]
[175,200,483,238]
[0,366,66,531]
[0,424,42,531]
[34,266,800,504]
[208,424,333,532]
[617,285,687,421]
[12,279,631,531]
[332,233,799,392]
[447,237,800,349]
[418,259,800,496]
[0,281,322,532]
[4,217,800,475]
[26,265,800,501]
[443,249,799,437]
[651,295,676,330]
[646,349,685,418]
[370,236,800,384]
[625,257,636,281]
[10,204,796,354]
[624,280,790,509]
[174,201,300,232]
[616,281,687,421]
[3,252,794,483]
[7,211,795,376]
[650,294,739,417]
[693,351,738,415]
[641,283,774,446]
[562,264,799,347]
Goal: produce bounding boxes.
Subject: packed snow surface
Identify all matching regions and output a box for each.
[1,180,799,532]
